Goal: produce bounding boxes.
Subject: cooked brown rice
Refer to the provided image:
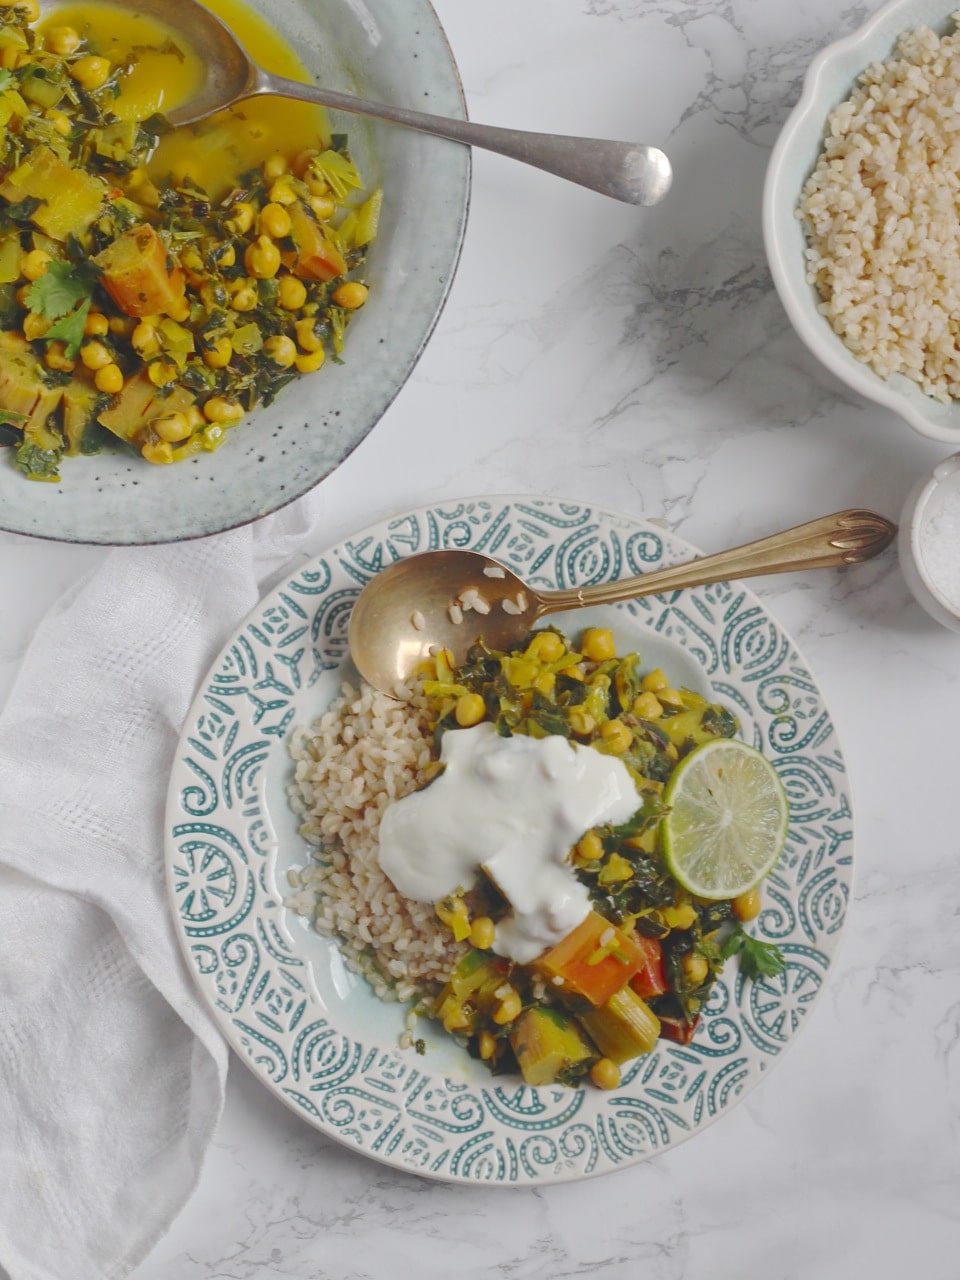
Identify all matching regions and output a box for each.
[286,680,468,1002]
[797,15,960,402]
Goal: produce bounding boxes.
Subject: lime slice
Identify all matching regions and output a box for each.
[661,738,788,900]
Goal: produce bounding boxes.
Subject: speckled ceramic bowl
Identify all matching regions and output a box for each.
[763,0,960,444]
[899,453,960,632]
[2,0,469,545]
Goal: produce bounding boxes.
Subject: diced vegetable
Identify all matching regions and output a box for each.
[657,1013,701,1045]
[536,910,648,1007]
[97,371,195,446]
[0,145,105,241]
[510,1006,596,1086]
[61,380,101,455]
[629,935,668,1000]
[285,201,347,283]
[0,346,63,433]
[93,224,187,318]
[579,986,661,1064]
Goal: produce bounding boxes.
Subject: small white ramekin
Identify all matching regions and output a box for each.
[899,453,960,632]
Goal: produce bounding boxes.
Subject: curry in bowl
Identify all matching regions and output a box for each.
[0,0,379,481]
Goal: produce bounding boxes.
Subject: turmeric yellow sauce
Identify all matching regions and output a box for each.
[0,0,380,481]
[41,0,331,198]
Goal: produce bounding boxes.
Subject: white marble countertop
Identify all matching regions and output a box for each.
[3,0,960,1276]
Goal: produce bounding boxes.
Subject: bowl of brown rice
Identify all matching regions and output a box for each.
[763,0,960,442]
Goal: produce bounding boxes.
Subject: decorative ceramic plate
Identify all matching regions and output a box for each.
[165,497,853,1184]
[1,0,469,545]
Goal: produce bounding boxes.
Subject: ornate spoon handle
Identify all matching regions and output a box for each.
[536,510,897,613]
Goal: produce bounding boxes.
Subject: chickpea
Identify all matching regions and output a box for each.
[308,194,335,221]
[533,671,556,696]
[165,295,190,323]
[80,340,113,371]
[153,411,192,443]
[70,55,111,90]
[202,396,244,424]
[732,888,762,922]
[45,108,72,136]
[20,248,51,281]
[294,316,323,352]
[131,321,160,357]
[44,341,76,372]
[94,363,123,394]
[681,952,709,987]
[526,630,566,664]
[147,360,177,387]
[599,718,632,755]
[641,668,669,694]
[225,202,255,235]
[229,283,258,312]
[14,0,38,20]
[202,336,233,369]
[84,311,110,337]
[22,312,50,341]
[268,179,297,206]
[574,830,604,865]
[469,916,495,950]
[590,1058,621,1091]
[293,147,318,176]
[332,281,368,310]
[259,202,292,239]
[141,440,174,465]
[632,691,663,720]
[277,274,307,310]
[580,627,616,662]
[45,24,81,55]
[454,692,485,727]
[263,334,297,368]
[262,153,288,181]
[294,348,326,374]
[568,709,596,737]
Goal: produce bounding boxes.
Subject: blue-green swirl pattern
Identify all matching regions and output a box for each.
[165,498,853,1185]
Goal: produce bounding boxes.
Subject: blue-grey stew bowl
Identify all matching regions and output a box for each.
[1,0,469,544]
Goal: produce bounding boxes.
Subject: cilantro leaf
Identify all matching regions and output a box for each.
[14,441,61,481]
[0,69,13,94]
[25,260,98,321]
[720,923,785,981]
[43,298,92,358]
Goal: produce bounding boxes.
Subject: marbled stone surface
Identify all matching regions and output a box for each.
[2,0,959,1276]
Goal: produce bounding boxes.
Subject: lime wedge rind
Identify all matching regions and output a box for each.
[661,738,789,900]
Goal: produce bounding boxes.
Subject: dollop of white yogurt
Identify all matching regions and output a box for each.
[377,722,640,963]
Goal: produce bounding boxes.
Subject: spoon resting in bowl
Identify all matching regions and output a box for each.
[98,0,672,206]
[348,509,897,696]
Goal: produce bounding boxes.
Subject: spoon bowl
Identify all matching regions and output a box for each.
[114,0,672,205]
[348,510,898,695]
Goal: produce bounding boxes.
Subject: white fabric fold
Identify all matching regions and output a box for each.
[0,492,323,1280]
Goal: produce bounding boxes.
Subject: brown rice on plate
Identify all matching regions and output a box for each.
[286,681,468,1003]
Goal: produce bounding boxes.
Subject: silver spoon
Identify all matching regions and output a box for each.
[347,509,897,696]
[85,0,673,206]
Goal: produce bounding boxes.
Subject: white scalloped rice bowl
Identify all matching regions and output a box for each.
[763,0,960,443]
[0,0,469,545]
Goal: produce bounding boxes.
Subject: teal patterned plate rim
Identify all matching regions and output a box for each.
[164,496,854,1184]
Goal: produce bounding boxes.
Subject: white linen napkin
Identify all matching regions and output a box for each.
[0,492,325,1280]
